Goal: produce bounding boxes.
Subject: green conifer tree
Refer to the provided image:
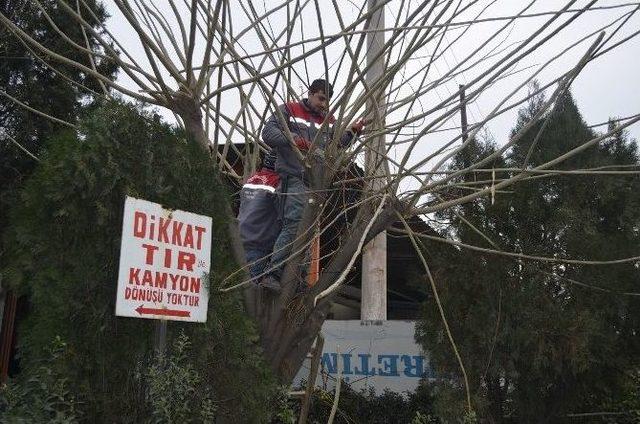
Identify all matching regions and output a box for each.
[0,0,116,235]
[417,90,640,422]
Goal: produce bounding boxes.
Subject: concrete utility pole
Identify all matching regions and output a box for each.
[361,0,387,321]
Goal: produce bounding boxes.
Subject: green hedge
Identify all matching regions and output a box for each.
[1,101,276,423]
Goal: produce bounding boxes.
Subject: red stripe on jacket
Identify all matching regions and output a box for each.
[286,101,335,125]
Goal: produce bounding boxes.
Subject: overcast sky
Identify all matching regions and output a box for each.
[104,0,640,173]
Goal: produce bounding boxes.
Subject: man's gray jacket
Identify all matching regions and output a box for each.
[261,99,355,180]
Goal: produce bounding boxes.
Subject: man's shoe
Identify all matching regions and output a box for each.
[260,275,282,294]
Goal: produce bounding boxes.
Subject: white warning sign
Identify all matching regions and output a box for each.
[115,196,212,322]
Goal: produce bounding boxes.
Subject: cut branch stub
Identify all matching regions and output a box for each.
[168,90,208,151]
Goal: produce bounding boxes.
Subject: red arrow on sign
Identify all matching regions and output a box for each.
[135,304,190,318]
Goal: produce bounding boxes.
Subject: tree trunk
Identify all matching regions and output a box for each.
[177,97,247,265]
[251,153,398,381]
[172,91,209,152]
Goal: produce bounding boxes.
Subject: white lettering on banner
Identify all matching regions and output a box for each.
[293,320,434,394]
[115,196,212,323]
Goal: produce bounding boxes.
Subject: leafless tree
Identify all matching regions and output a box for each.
[3,0,640,412]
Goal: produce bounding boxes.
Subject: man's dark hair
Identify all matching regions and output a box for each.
[309,79,333,98]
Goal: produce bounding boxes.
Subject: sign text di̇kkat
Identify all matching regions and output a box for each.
[116,196,212,322]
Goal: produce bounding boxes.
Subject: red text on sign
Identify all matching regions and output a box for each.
[128,267,201,293]
[141,243,195,271]
[133,211,206,250]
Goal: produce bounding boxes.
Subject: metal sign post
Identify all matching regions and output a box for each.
[154,320,167,356]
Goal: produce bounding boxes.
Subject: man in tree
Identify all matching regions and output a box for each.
[260,79,364,292]
[237,152,281,281]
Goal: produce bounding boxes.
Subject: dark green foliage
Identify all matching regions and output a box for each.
[417,90,640,422]
[1,101,276,422]
[0,0,116,239]
[286,383,437,424]
[141,331,216,423]
[0,337,82,423]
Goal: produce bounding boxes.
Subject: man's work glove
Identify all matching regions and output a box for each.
[294,136,311,151]
[350,118,369,135]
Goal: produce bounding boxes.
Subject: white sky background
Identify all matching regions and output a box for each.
[104,0,640,197]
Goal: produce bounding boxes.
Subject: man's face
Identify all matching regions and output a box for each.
[308,90,329,114]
